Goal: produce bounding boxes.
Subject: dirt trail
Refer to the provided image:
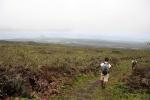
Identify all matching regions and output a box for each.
[76,80,101,100]
[73,61,131,100]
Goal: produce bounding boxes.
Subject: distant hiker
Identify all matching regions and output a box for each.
[132,59,137,70]
[100,57,111,88]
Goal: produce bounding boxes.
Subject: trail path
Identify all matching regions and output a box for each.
[76,80,101,100]
[71,61,131,100]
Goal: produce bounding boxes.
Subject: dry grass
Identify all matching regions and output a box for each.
[0,41,149,99]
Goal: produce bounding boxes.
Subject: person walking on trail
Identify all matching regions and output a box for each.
[100,57,111,89]
[132,58,137,70]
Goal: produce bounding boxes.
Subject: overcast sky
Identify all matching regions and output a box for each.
[0,0,150,42]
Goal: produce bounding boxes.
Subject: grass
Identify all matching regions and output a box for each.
[0,41,150,99]
[62,59,150,100]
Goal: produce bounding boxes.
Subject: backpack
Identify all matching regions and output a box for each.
[132,60,137,66]
[102,63,109,75]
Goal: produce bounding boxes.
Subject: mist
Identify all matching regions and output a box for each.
[0,0,150,42]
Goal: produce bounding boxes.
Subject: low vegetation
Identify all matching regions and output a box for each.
[0,41,149,99]
[125,63,150,93]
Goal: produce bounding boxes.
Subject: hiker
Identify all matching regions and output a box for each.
[131,59,137,70]
[100,57,111,88]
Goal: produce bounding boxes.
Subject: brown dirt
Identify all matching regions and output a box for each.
[0,63,99,99]
[0,65,67,99]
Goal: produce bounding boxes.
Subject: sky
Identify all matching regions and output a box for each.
[0,0,150,42]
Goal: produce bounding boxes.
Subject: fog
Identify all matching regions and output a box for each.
[0,0,150,42]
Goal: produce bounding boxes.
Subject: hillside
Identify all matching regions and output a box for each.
[0,41,149,100]
[4,37,150,49]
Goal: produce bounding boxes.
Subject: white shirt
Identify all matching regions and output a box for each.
[100,62,111,68]
[132,60,137,63]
